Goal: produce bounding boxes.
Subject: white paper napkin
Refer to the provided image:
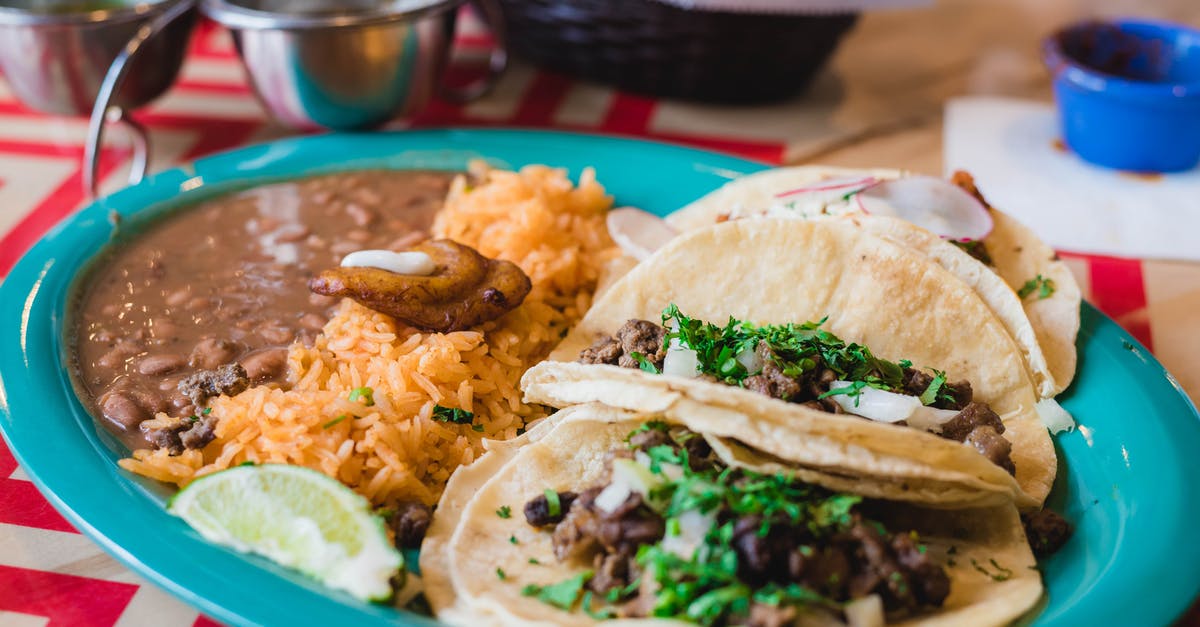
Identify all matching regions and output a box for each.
[944,96,1200,261]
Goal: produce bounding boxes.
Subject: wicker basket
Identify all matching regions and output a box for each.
[498,0,858,104]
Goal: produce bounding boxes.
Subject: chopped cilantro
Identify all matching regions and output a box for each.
[1017,275,1056,300]
[918,369,949,406]
[496,505,511,519]
[661,304,912,395]
[432,404,474,424]
[496,567,507,580]
[630,351,660,374]
[322,414,349,429]
[472,424,485,432]
[521,571,592,610]
[509,535,519,545]
[348,386,375,406]
[582,591,616,620]
[237,461,256,467]
[528,557,541,565]
[202,407,212,415]
[950,239,994,266]
[544,489,561,518]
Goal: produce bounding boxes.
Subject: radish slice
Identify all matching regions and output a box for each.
[854,176,994,242]
[607,207,678,261]
[774,176,878,198]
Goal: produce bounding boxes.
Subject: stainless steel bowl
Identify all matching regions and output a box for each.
[202,0,507,130]
[0,0,196,116]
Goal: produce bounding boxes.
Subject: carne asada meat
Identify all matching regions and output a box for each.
[579,317,1016,474]
[525,425,952,621]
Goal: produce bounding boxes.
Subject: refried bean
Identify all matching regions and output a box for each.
[70,170,456,451]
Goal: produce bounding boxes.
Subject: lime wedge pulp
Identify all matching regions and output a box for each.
[167,464,402,602]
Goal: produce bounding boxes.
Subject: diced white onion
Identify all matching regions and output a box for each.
[906,405,962,434]
[844,594,885,627]
[597,458,667,514]
[828,381,921,423]
[735,346,762,374]
[660,509,715,560]
[594,481,633,515]
[663,345,701,378]
[340,250,436,276]
[1036,398,1076,434]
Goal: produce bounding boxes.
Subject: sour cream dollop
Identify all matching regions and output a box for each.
[340,250,436,276]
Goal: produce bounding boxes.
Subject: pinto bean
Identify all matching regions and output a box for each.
[241,348,289,382]
[299,313,327,331]
[100,392,150,430]
[188,338,240,370]
[346,203,377,227]
[137,354,185,376]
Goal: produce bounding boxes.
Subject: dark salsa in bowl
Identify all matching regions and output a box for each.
[68,169,457,453]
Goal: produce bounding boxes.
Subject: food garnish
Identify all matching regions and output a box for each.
[854,176,994,241]
[518,425,949,623]
[308,239,533,333]
[348,386,375,406]
[167,464,401,602]
[580,306,1017,473]
[497,505,512,519]
[1018,274,1057,300]
[431,405,474,424]
[607,206,679,261]
[340,250,437,276]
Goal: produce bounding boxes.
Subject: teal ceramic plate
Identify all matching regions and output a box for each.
[1,130,1198,626]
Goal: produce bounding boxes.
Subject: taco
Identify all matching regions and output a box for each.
[421,403,1044,626]
[522,218,1056,508]
[664,167,1081,397]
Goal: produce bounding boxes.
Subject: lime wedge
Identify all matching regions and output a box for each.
[167,464,402,602]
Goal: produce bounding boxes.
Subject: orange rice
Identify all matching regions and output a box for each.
[119,165,618,505]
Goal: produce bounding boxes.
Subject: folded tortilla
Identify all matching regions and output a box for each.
[665,166,1081,397]
[421,404,1043,627]
[522,218,1056,508]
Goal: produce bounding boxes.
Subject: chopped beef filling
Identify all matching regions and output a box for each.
[579,319,667,370]
[1022,509,1073,557]
[177,362,249,408]
[387,500,433,548]
[141,414,218,456]
[581,320,1015,475]
[524,490,578,527]
[525,427,952,621]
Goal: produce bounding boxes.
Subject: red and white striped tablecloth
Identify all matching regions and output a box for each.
[0,18,1195,627]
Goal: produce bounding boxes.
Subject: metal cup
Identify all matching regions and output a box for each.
[0,0,195,115]
[201,0,507,130]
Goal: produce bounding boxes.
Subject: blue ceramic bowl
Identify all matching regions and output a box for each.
[1043,19,1200,172]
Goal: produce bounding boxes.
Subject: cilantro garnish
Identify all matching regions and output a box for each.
[1017,275,1056,300]
[521,571,592,610]
[509,535,519,545]
[544,489,562,518]
[918,370,949,406]
[202,407,212,416]
[582,591,616,620]
[496,505,511,519]
[322,414,349,429]
[661,304,911,394]
[348,386,375,406]
[432,405,474,424]
[630,351,660,374]
[528,557,541,565]
[970,557,1013,581]
[496,567,507,580]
